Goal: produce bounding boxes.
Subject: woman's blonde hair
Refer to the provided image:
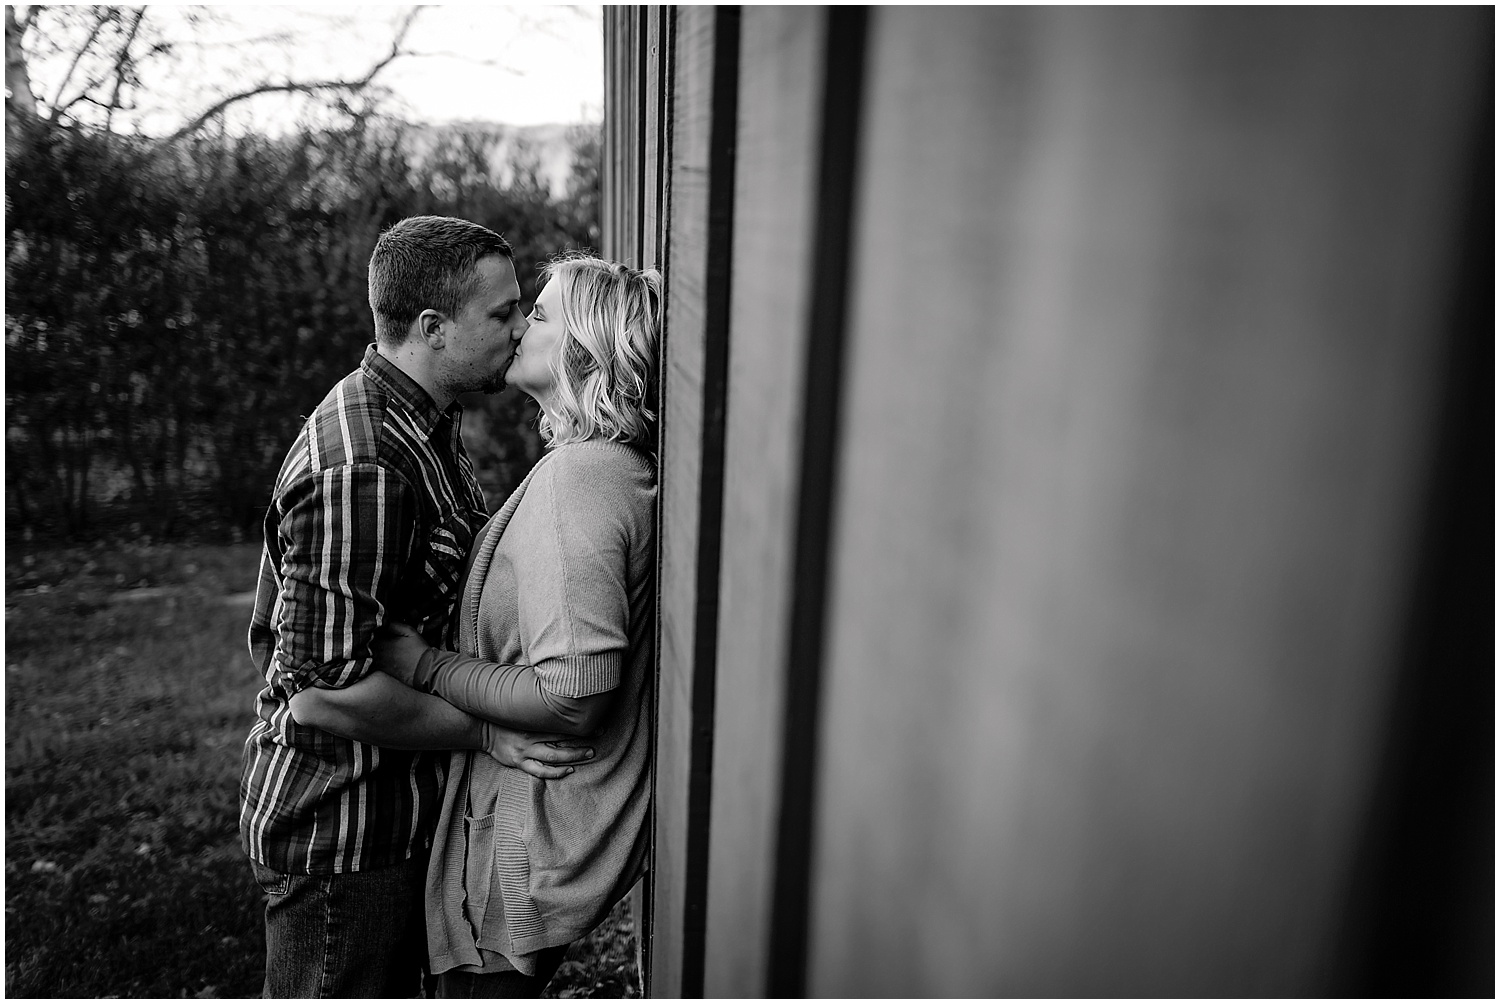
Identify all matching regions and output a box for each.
[536,255,662,451]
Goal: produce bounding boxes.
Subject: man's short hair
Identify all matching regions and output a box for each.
[368,216,514,345]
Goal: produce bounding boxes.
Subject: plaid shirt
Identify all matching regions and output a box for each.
[239,346,489,874]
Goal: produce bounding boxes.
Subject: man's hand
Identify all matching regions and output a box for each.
[371,621,429,687]
[289,672,482,752]
[480,723,595,780]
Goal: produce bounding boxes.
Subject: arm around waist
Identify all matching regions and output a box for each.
[288,672,485,751]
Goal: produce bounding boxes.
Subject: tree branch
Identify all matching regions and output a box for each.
[103,7,147,133]
[400,48,525,75]
[46,6,119,120]
[160,5,420,145]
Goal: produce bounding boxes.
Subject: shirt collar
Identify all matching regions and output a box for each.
[359,344,462,439]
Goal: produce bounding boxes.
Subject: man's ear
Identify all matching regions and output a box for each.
[416,309,445,348]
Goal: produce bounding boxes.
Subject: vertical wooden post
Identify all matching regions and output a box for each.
[603,8,675,995]
[600,8,631,262]
[700,7,827,997]
[649,6,738,998]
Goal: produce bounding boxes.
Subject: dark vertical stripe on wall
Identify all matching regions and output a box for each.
[680,6,741,999]
[767,7,869,998]
[642,10,675,996]
[634,5,649,262]
[601,10,616,258]
[654,9,676,263]
[1333,18,1495,995]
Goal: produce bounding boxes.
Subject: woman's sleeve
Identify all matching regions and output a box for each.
[415,647,604,734]
[514,460,631,699]
[416,458,631,733]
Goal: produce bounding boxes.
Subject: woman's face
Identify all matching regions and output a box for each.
[511,278,566,403]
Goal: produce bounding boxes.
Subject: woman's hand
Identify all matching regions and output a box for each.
[479,722,595,780]
[371,622,429,687]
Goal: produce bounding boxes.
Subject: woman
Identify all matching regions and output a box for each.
[376,256,661,997]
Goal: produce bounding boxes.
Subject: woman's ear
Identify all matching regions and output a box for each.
[417,309,445,348]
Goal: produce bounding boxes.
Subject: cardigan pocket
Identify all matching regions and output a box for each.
[461,812,497,940]
[461,808,546,948]
[495,830,544,943]
[494,770,546,944]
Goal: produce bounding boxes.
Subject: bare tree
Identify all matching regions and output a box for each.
[159,7,421,145]
[5,4,422,151]
[6,4,42,139]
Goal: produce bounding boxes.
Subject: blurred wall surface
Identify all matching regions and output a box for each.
[604,6,1492,997]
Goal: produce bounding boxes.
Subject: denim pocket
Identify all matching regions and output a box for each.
[250,860,291,898]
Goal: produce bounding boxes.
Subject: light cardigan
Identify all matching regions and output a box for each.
[425,440,657,976]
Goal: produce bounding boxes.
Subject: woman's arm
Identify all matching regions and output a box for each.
[375,452,638,738]
[288,671,596,778]
[373,626,614,736]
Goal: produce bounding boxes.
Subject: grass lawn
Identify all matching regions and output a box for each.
[5,543,639,998]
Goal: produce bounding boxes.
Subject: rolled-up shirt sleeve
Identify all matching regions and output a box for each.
[272,462,418,694]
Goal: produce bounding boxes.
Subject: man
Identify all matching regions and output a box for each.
[239,216,588,998]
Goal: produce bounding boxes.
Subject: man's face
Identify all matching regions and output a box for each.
[438,255,527,396]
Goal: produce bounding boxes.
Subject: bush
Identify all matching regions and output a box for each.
[5,120,602,543]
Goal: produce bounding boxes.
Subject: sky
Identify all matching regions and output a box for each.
[380,5,603,125]
[19,4,604,135]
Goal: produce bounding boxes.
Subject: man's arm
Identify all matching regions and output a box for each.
[273,463,592,773]
[272,462,420,695]
[288,672,483,750]
[290,674,594,778]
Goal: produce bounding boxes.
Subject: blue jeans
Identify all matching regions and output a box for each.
[434,946,568,998]
[252,855,430,998]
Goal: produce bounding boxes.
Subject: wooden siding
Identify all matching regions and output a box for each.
[603,7,674,995]
[701,7,826,997]
[607,5,738,998]
[805,8,1486,995]
[602,5,1493,997]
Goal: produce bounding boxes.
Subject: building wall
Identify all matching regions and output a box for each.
[604,6,1492,997]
